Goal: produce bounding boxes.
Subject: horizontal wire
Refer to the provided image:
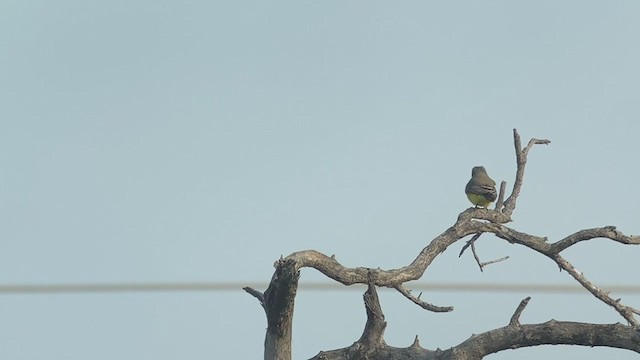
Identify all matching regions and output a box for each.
[0,282,638,295]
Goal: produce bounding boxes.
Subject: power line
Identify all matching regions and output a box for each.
[0,282,639,295]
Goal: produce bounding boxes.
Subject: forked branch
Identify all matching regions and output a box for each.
[477,222,639,325]
[502,129,550,215]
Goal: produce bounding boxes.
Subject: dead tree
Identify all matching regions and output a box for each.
[244,129,640,360]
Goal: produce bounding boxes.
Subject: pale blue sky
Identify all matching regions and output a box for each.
[1,1,639,359]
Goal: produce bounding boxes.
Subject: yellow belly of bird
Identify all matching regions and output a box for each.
[466,193,493,208]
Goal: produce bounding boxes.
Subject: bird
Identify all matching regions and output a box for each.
[465,166,497,208]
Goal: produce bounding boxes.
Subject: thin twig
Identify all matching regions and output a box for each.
[243,287,265,308]
[495,180,507,212]
[523,137,551,155]
[503,129,550,216]
[480,256,510,268]
[460,233,509,271]
[410,335,420,348]
[393,285,453,312]
[470,239,484,272]
[459,233,482,257]
[509,296,531,325]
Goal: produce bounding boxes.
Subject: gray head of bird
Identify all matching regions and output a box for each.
[471,166,487,176]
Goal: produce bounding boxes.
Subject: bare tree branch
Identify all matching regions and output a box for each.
[450,321,640,359]
[266,207,511,311]
[280,216,486,289]
[243,286,265,309]
[509,297,531,326]
[469,236,484,271]
[458,233,482,258]
[245,258,300,360]
[311,321,640,359]
[480,256,509,269]
[358,272,387,349]
[394,285,453,312]
[502,129,550,216]
[494,180,507,212]
[552,254,637,325]
[478,222,639,325]
[552,226,640,253]
[459,232,509,271]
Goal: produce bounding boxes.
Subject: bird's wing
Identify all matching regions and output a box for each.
[465,183,497,201]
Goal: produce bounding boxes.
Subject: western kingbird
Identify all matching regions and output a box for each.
[465,166,497,208]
